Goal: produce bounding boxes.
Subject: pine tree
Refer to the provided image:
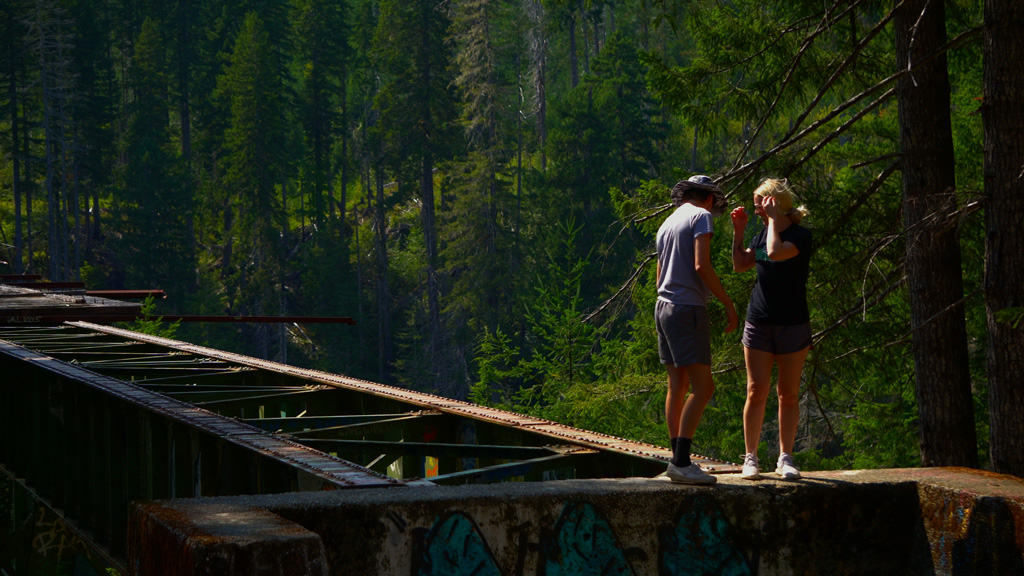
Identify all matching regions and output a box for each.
[24,0,75,280]
[983,0,1024,477]
[545,27,664,304]
[374,0,459,391]
[895,0,977,467]
[0,0,29,272]
[112,18,193,298]
[213,11,294,359]
[292,0,350,230]
[443,0,518,397]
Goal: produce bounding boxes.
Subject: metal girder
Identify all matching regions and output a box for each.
[3,323,735,487]
[243,413,439,433]
[428,452,595,484]
[300,439,583,461]
[287,412,442,438]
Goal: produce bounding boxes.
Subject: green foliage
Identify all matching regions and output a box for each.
[995,307,1024,329]
[122,296,181,339]
[474,218,597,411]
[0,0,1001,472]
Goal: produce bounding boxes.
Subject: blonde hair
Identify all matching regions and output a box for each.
[754,178,809,224]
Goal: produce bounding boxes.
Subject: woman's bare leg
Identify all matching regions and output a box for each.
[743,346,775,455]
[776,346,810,454]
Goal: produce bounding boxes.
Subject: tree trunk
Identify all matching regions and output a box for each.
[23,101,33,272]
[221,202,233,285]
[421,151,440,374]
[374,168,392,383]
[568,4,578,88]
[176,0,196,284]
[339,88,348,223]
[894,0,977,467]
[983,0,1024,477]
[525,0,547,171]
[9,64,22,273]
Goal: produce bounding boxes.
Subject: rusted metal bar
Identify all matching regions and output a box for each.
[301,439,590,461]
[244,413,436,433]
[156,314,356,324]
[3,313,357,324]
[85,289,167,299]
[6,281,86,290]
[289,413,440,437]
[428,453,587,484]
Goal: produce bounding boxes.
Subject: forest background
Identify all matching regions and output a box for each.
[2,0,1022,476]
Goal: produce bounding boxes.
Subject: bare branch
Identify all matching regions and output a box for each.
[813,266,906,346]
[780,0,901,145]
[813,162,900,254]
[730,0,876,173]
[583,253,654,324]
[786,87,896,175]
[721,7,980,190]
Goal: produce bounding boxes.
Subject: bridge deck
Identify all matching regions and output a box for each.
[0,285,736,572]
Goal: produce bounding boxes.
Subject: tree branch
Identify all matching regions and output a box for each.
[583,253,654,324]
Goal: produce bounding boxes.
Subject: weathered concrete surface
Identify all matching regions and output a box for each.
[128,467,1024,576]
[128,503,328,576]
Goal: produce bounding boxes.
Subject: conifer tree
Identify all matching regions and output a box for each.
[113,18,193,297]
[983,0,1024,477]
[293,0,350,230]
[895,0,977,467]
[374,0,459,390]
[0,0,29,272]
[24,0,74,280]
[443,0,517,397]
[213,11,294,358]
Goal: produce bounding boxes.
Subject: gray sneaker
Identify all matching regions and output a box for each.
[666,462,717,485]
[740,453,760,480]
[776,452,801,480]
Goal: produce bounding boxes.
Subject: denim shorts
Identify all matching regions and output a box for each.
[656,300,711,366]
[741,321,812,355]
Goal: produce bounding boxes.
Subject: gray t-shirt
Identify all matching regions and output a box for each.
[656,203,714,307]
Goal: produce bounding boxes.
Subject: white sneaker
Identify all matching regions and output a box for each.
[776,452,801,480]
[666,462,717,485]
[740,453,760,480]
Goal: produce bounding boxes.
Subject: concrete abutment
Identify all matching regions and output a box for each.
[127,467,1024,575]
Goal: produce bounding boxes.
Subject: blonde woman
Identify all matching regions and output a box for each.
[730,178,811,480]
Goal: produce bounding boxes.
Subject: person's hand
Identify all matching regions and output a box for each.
[723,301,739,334]
[730,206,748,231]
[763,196,780,220]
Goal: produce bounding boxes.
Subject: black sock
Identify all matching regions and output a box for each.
[671,437,692,467]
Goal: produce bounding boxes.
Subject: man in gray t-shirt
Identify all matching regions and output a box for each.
[656,201,714,306]
[654,175,737,485]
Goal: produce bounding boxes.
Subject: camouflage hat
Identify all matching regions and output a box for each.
[687,175,726,216]
[687,174,716,187]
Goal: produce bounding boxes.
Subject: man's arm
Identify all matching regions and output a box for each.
[694,234,738,333]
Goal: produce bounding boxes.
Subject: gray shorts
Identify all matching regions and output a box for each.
[656,300,711,366]
[742,321,812,355]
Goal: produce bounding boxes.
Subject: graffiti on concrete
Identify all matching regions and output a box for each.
[0,472,116,576]
[660,498,751,576]
[922,488,1024,575]
[413,511,502,576]
[543,502,634,575]
[410,498,750,576]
